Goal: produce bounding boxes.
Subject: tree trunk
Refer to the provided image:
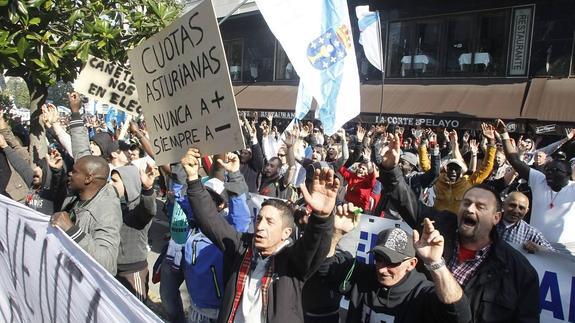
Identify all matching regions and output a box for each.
[26,80,48,163]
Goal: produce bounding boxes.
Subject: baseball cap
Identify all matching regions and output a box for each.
[444,158,466,170]
[369,227,416,264]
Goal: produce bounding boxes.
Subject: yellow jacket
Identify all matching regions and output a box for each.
[433,145,496,214]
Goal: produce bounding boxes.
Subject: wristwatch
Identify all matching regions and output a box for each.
[424,257,446,271]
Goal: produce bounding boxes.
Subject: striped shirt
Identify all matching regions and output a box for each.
[496,220,554,250]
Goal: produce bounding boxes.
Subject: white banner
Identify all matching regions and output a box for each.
[356,215,575,323]
[128,0,244,166]
[74,55,142,115]
[0,195,161,322]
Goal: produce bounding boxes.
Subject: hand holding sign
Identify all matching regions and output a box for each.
[128,0,244,165]
[181,148,201,181]
[217,152,240,173]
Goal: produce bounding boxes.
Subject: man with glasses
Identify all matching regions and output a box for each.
[318,205,471,323]
[498,120,575,256]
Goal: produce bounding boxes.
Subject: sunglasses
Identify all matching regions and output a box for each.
[277,153,286,157]
[373,254,404,267]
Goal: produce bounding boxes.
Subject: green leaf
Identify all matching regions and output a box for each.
[28,17,40,25]
[47,52,59,68]
[17,1,28,16]
[25,32,42,41]
[16,37,28,59]
[31,58,46,68]
[8,57,20,67]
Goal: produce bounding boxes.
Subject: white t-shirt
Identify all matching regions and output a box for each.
[529,169,575,244]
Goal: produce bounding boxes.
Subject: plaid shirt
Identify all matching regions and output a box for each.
[496,220,554,250]
[448,243,491,286]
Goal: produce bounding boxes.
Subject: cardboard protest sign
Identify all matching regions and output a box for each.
[73,55,142,115]
[128,0,244,165]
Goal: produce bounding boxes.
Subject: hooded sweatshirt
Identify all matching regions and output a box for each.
[114,165,157,273]
[319,251,472,323]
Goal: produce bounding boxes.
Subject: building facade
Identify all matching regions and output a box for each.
[204,0,575,135]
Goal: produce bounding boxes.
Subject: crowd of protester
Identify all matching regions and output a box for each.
[1,91,574,323]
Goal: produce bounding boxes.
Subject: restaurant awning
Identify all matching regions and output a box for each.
[234,82,527,120]
[522,78,575,122]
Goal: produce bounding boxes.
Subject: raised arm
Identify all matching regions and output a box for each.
[182,148,242,253]
[469,124,497,185]
[414,219,472,323]
[378,133,440,229]
[0,134,34,187]
[496,120,530,180]
[68,92,92,160]
[282,129,298,186]
[536,128,575,156]
[219,152,251,232]
[291,166,339,279]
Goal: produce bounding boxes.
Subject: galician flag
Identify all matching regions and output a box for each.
[255,0,361,135]
[356,6,383,71]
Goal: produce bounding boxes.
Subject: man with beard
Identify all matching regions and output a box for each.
[496,191,554,252]
[51,155,122,275]
[259,131,297,200]
[498,119,575,256]
[0,134,67,214]
[377,133,539,323]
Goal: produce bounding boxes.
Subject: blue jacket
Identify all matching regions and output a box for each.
[184,171,251,309]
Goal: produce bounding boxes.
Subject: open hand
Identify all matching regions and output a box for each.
[300,167,340,217]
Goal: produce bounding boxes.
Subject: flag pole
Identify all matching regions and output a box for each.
[219,0,250,25]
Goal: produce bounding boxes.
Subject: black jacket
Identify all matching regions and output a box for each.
[240,142,265,193]
[379,166,540,323]
[318,251,471,323]
[186,177,333,323]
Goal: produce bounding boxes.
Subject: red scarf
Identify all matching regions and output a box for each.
[227,245,275,323]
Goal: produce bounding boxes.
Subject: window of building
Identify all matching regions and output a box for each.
[386,9,512,78]
[274,42,298,81]
[243,31,275,82]
[224,39,243,82]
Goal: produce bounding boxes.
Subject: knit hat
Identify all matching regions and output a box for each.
[400,152,419,170]
[91,132,113,159]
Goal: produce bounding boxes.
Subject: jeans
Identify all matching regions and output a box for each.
[160,258,186,323]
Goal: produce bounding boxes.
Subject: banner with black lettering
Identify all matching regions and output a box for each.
[0,195,161,322]
[356,215,575,323]
[128,0,244,165]
[74,55,142,115]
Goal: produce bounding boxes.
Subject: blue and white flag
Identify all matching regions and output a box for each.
[356,6,383,71]
[256,0,361,135]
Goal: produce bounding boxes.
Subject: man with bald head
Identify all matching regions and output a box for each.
[51,155,122,275]
[497,191,554,252]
